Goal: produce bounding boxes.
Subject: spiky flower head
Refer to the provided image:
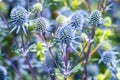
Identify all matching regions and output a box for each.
[55,25,74,44]
[87,64,99,77]
[10,6,28,26]
[99,51,117,64]
[70,11,84,30]
[35,17,49,33]
[10,6,28,34]
[89,10,103,26]
[0,66,7,80]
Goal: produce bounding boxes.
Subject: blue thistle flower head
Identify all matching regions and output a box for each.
[0,66,7,80]
[55,25,74,44]
[35,17,49,33]
[99,51,117,64]
[10,6,28,34]
[87,64,99,77]
[70,11,84,30]
[10,6,28,26]
[89,10,103,26]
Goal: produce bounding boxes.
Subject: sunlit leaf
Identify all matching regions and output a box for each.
[70,64,82,73]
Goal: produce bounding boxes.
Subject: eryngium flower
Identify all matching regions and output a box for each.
[89,10,103,26]
[55,26,74,44]
[99,51,117,64]
[10,6,28,34]
[70,11,84,30]
[0,66,7,80]
[10,6,28,26]
[35,17,48,33]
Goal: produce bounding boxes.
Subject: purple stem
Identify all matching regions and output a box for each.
[81,26,95,80]
[64,44,69,80]
[25,56,37,80]
[20,28,37,80]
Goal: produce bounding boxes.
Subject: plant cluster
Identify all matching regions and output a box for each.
[0,0,120,80]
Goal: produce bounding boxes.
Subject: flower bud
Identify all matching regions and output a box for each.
[33,3,42,12]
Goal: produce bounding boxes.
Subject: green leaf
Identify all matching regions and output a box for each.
[104,17,112,27]
[70,64,82,73]
[55,69,64,80]
[36,51,45,60]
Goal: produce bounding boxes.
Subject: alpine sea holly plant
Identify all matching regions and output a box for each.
[0,0,120,80]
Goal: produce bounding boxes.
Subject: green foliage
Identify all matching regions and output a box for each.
[104,17,112,27]
[29,42,46,60]
[70,64,82,73]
